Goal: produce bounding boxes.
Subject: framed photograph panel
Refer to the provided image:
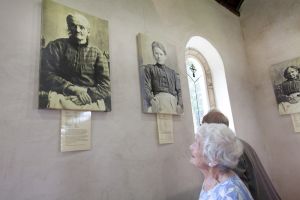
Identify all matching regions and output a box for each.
[39,0,111,111]
[137,33,183,115]
[270,57,300,115]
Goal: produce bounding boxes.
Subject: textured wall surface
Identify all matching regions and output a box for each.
[0,0,264,199]
[240,0,300,199]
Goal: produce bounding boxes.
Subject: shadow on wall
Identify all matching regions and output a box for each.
[166,187,200,200]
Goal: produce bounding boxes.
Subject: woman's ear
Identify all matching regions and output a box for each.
[208,161,218,167]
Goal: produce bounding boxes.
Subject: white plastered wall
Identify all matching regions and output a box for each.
[240,0,300,199]
[0,0,265,199]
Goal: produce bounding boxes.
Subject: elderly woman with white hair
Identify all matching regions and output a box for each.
[190,123,253,200]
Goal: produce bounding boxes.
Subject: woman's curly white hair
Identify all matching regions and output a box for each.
[197,123,243,171]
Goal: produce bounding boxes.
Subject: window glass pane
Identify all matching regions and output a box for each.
[186,57,210,133]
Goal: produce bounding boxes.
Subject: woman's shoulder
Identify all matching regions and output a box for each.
[215,175,253,200]
[199,175,253,200]
[164,65,176,72]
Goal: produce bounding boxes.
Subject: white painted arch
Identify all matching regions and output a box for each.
[186,36,235,131]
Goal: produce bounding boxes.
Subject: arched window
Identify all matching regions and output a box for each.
[186,48,216,132]
[186,36,235,133]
